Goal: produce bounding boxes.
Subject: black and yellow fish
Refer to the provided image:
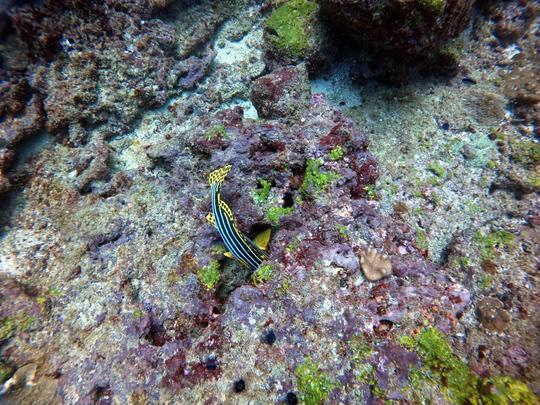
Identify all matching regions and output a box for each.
[207,165,270,271]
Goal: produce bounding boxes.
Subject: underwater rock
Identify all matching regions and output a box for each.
[250,64,311,119]
[318,0,475,82]
[476,297,511,332]
[0,91,43,147]
[492,1,537,45]
[502,40,540,135]
[4,0,214,137]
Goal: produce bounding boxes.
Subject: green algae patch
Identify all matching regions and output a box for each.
[295,358,335,405]
[418,0,445,14]
[473,230,514,261]
[265,0,318,59]
[0,361,13,384]
[476,376,538,405]
[363,184,378,200]
[415,225,429,251]
[510,138,540,167]
[253,179,272,204]
[301,158,339,197]
[336,224,348,239]
[415,327,478,404]
[427,161,446,178]
[252,264,273,286]
[0,317,16,341]
[328,146,344,161]
[266,206,293,225]
[197,260,220,289]
[205,124,227,141]
[401,327,538,404]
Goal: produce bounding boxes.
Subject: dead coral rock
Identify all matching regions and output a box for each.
[359,247,392,281]
[318,0,475,82]
[465,89,506,127]
[6,1,213,136]
[493,1,537,45]
[250,64,311,119]
[0,78,32,118]
[0,94,44,147]
[476,297,511,332]
[73,141,111,192]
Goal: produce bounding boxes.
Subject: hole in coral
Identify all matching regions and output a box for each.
[373,319,394,336]
[248,222,272,238]
[145,323,169,347]
[282,192,294,208]
[95,385,112,403]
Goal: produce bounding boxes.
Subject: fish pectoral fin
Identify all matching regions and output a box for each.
[206,213,217,228]
[253,228,271,250]
[224,251,234,259]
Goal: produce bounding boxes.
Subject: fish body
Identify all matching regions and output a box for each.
[208,165,269,271]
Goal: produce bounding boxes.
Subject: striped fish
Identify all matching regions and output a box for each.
[207,165,270,271]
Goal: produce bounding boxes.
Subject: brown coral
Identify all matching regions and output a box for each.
[359,247,392,281]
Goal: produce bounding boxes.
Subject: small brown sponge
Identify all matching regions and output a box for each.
[359,247,392,281]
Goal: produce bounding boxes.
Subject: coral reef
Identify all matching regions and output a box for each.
[250,64,311,119]
[0,0,538,403]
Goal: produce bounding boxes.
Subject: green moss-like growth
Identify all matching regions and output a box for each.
[301,158,339,197]
[328,146,344,161]
[252,264,273,286]
[253,179,272,204]
[0,317,16,341]
[0,361,13,384]
[197,260,220,289]
[473,230,514,261]
[427,161,446,178]
[266,206,293,225]
[364,184,378,200]
[477,376,538,405]
[402,327,538,404]
[415,327,478,404]
[418,0,445,13]
[336,224,348,239]
[295,358,335,405]
[415,226,429,251]
[510,139,540,167]
[350,335,373,363]
[265,0,318,59]
[206,124,227,141]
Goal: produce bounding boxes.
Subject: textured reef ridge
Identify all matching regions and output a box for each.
[0,0,539,404]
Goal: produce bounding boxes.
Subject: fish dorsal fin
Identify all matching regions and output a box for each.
[253,228,271,250]
[219,200,236,223]
[208,164,232,186]
[206,213,216,228]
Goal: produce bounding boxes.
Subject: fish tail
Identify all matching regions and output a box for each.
[208,164,232,186]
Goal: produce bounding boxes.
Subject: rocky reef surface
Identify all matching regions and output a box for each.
[0,0,538,404]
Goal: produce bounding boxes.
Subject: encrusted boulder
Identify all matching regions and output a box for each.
[250,64,311,119]
[318,0,476,82]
